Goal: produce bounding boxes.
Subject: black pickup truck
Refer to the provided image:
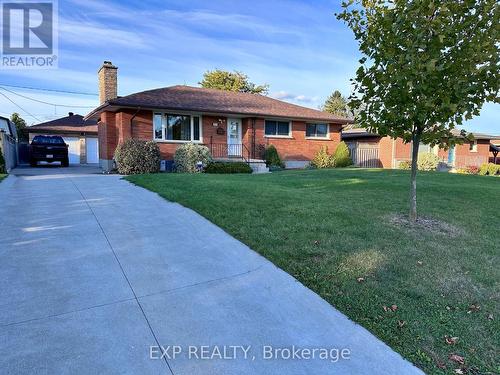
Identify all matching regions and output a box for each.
[30,135,69,167]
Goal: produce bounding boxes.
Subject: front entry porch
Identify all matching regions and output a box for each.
[205,142,269,173]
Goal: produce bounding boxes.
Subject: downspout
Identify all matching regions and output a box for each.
[251,117,256,160]
[391,138,396,168]
[130,107,141,138]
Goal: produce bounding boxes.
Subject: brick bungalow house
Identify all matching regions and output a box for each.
[29,113,99,165]
[85,62,351,171]
[342,128,500,169]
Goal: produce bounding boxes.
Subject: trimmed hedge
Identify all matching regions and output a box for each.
[205,162,252,174]
[174,143,213,173]
[114,139,161,174]
[333,141,353,168]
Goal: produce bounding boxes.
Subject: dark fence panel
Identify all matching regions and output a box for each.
[350,147,381,168]
[18,142,30,164]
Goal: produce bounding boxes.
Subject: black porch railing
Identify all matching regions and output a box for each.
[206,142,252,163]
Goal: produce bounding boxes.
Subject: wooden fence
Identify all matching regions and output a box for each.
[349,146,382,168]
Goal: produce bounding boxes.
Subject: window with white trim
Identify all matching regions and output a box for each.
[306,123,328,138]
[265,120,291,136]
[153,113,201,142]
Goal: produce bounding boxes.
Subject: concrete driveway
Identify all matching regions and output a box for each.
[0,166,423,374]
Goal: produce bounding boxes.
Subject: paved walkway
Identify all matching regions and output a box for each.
[0,166,423,374]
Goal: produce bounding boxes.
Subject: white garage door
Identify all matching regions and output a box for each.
[63,137,80,164]
[86,138,99,164]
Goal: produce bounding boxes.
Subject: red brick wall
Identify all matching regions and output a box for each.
[203,116,227,145]
[98,111,117,160]
[251,118,342,161]
[393,138,411,160]
[116,111,227,160]
[452,140,490,167]
[101,110,343,162]
[378,136,394,168]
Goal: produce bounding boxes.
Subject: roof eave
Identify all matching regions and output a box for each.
[85,102,353,124]
[28,129,97,135]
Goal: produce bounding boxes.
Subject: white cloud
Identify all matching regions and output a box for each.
[59,19,148,49]
[272,91,319,104]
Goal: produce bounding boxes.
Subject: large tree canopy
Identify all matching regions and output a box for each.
[199,69,269,95]
[338,0,499,221]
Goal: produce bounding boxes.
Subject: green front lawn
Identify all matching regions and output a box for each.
[127,169,499,374]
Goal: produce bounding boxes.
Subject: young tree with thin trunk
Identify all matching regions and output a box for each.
[337,0,499,222]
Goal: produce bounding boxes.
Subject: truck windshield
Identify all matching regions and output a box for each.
[32,136,65,144]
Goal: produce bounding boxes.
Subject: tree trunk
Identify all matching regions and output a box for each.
[409,132,421,223]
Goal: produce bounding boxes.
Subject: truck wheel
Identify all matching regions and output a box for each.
[62,158,69,167]
[30,159,37,167]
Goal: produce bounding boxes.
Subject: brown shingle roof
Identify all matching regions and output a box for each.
[29,114,97,134]
[86,85,351,123]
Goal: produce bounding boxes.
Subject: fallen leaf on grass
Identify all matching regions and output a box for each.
[467,304,480,313]
[383,304,398,312]
[449,354,464,365]
[397,320,406,328]
[416,260,423,266]
[445,336,459,345]
[454,369,464,374]
[314,240,320,246]
[486,313,493,320]
[356,277,365,283]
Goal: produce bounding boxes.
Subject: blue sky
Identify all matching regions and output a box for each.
[0,0,498,134]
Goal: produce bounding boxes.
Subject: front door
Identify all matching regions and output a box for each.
[227,118,242,156]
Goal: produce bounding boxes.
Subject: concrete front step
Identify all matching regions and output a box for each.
[249,162,269,174]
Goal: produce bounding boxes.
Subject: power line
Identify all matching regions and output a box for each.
[0,83,98,96]
[0,91,42,122]
[0,86,97,108]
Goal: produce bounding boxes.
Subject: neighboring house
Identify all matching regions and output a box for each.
[85,61,351,171]
[0,115,18,140]
[28,113,99,165]
[491,140,500,164]
[342,128,499,169]
[0,115,18,172]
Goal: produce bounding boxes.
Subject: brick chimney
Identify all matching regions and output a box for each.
[98,61,118,104]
